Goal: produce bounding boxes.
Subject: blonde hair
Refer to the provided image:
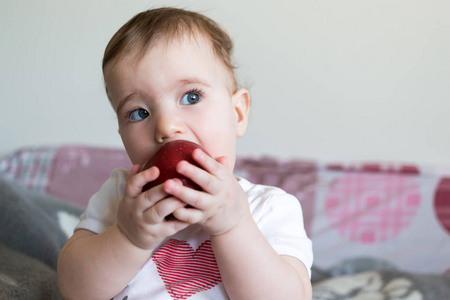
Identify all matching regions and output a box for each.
[103,7,237,88]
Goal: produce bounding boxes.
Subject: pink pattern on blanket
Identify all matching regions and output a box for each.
[0,147,56,192]
[235,157,317,235]
[324,171,421,244]
[434,177,450,235]
[47,146,131,208]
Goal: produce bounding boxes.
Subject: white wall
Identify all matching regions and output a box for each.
[1,0,449,166]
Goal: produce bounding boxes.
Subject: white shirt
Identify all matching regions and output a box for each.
[76,168,313,299]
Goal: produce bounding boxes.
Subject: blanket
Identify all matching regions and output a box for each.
[0,176,82,299]
[1,146,450,300]
[311,261,450,300]
[1,174,450,300]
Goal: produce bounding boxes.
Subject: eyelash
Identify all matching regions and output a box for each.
[186,88,204,98]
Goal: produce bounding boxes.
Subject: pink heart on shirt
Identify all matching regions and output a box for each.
[152,239,222,299]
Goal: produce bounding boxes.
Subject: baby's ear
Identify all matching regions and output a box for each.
[232,88,250,137]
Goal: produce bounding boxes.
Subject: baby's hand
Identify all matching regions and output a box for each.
[164,149,251,236]
[117,165,190,250]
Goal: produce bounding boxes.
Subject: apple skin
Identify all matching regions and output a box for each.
[141,140,211,192]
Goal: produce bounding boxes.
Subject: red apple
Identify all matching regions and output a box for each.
[141,140,211,192]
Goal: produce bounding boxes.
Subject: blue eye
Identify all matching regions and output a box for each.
[129,109,149,121]
[180,92,201,105]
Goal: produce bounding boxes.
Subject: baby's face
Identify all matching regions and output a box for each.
[104,33,249,170]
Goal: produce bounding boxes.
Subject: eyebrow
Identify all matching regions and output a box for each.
[177,78,212,88]
[115,93,137,115]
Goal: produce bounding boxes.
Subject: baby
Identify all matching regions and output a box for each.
[58,7,313,300]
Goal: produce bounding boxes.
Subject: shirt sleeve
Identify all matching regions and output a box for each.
[249,183,313,277]
[74,168,129,234]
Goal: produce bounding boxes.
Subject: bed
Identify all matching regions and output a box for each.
[0,145,449,299]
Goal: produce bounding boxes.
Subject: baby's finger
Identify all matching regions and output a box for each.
[215,156,229,169]
[124,166,159,197]
[127,164,142,180]
[176,160,218,193]
[164,179,210,210]
[192,149,229,179]
[135,183,167,211]
[172,206,205,224]
[142,197,187,224]
[160,219,192,238]
[136,178,184,212]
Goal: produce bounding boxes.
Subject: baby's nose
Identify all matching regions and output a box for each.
[154,114,185,143]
